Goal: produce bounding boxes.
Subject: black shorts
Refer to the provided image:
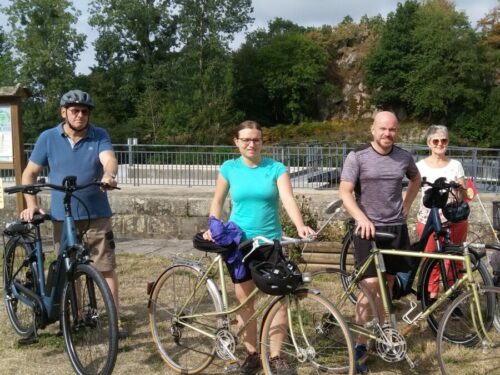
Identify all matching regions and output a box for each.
[353,224,414,279]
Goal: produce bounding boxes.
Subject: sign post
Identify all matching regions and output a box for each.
[0,85,31,213]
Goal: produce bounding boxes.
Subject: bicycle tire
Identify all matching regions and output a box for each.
[419,254,493,337]
[61,263,118,375]
[437,286,500,375]
[260,289,355,375]
[149,264,222,374]
[339,231,358,304]
[3,237,37,337]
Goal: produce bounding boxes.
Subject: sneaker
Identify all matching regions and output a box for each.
[225,352,261,375]
[118,319,130,340]
[240,352,261,375]
[18,333,38,346]
[269,356,295,375]
[355,344,368,374]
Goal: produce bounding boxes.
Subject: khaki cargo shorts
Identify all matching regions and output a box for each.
[53,217,117,272]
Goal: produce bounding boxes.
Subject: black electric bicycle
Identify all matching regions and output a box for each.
[3,176,118,375]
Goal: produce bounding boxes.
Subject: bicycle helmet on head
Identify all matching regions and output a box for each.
[250,259,303,295]
[60,89,95,109]
[443,200,470,223]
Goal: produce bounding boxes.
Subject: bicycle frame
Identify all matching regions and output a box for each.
[7,183,92,327]
[340,244,488,341]
[162,251,317,358]
[171,254,274,340]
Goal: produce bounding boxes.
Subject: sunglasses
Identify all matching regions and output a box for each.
[431,138,448,146]
[68,108,90,116]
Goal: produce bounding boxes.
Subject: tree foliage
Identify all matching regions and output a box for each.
[1,0,498,147]
[3,0,85,140]
[365,0,420,111]
[0,27,16,86]
[233,19,332,125]
[404,0,484,120]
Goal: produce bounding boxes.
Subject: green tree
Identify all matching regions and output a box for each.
[404,0,484,121]
[234,19,330,124]
[89,0,176,70]
[365,0,420,112]
[158,0,252,142]
[4,0,85,140]
[477,5,500,85]
[87,0,251,143]
[0,27,16,86]
[88,0,178,142]
[257,32,329,124]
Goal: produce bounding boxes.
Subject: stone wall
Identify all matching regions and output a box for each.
[1,185,498,243]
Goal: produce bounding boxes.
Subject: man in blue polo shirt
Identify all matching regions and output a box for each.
[20,89,128,339]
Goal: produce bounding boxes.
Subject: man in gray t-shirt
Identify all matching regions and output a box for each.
[339,111,421,370]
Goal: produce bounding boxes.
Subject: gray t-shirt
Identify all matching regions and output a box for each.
[341,143,419,225]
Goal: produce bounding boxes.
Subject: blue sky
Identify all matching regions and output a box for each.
[0,0,497,74]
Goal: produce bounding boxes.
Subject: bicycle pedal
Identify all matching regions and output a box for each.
[223,359,240,374]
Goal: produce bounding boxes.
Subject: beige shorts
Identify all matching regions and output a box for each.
[53,217,117,272]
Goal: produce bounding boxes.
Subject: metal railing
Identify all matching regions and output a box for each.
[2,143,498,192]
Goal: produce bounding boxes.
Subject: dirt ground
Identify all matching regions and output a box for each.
[0,253,482,374]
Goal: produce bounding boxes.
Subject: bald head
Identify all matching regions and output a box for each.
[371,111,399,154]
[373,111,398,128]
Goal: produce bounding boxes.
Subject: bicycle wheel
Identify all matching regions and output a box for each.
[149,264,222,374]
[3,237,37,337]
[339,231,358,304]
[420,255,493,337]
[260,290,355,375]
[437,286,500,375]
[61,263,118,375]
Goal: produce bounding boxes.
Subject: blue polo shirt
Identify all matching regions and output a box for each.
[29,123,113,220]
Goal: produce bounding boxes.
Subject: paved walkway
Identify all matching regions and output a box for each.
[115,237,196,258]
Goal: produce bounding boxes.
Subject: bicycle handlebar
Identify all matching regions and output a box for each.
[421,176,463,191]
[241,235,316,263]
[4,176,119,195]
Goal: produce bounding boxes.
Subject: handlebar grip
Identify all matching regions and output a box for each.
[4,185,25,194]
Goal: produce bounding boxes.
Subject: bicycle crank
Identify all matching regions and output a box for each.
[375,325,408,363]
[215,329,237,361]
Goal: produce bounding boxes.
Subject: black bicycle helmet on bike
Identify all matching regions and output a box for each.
[423,177,449,209]
[250,259,303,295]
[60,89,95,109]
[443,200,470,223]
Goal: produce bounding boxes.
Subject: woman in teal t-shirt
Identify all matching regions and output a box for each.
[203,120,315,374]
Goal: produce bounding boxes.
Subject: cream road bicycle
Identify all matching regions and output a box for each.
[147,235,355,375]
[309,232,500,374]
[315,178,493,337]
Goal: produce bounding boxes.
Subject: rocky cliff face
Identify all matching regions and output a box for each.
[332,46,378,120]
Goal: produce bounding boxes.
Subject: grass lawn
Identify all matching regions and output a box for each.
[0,252,490,374]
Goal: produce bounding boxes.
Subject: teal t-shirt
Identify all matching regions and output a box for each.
[220,157,288,241]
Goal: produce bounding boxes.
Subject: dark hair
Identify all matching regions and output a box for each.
[236,120,262,138]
